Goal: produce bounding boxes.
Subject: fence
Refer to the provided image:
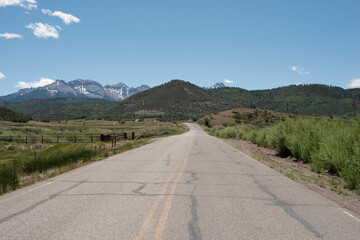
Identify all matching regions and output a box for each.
[0,132,135,144]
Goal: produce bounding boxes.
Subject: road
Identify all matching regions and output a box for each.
[1,123,360,239]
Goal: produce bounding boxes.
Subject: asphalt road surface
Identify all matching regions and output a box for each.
[1,123,360,239]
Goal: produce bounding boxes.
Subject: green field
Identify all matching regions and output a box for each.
[0,120,187,194]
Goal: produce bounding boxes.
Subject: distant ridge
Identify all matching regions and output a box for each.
[0,98,116,121]
[208,84,360,116]
[0,79,150,102]
[2,80,360,120]
[108,80,237,116]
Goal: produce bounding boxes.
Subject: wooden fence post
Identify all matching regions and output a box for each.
[132,132,135,140]
[124,133,127,140]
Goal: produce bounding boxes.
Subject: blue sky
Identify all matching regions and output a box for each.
[0,0,359,96]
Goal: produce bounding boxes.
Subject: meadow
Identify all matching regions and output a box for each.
[0,119,186,194]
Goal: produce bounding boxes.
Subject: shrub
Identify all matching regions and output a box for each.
[204,117,212,128]
[0,162,18,194]
[226,127,237,138]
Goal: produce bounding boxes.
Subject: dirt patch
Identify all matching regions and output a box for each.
[222,138,360,217]
[209,108,292,126]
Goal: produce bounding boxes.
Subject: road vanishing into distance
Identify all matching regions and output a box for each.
[1,123,360,239]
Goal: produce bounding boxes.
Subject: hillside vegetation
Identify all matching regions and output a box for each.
[106,80,237,120]
[0,107,31,123]
[208,84,360,116]
[2,82,360,121]
[0,98,117,121]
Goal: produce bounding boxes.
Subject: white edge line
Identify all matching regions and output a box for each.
[339,208,360,222]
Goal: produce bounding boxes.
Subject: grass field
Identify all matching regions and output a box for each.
[0,120,187,194]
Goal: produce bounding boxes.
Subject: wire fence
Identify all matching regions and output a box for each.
[0,132,135,144]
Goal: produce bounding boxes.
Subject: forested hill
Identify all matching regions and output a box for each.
[208,84,360,116]
[108,80,237,117]
[0,106,32,123]
[0,98,116,121]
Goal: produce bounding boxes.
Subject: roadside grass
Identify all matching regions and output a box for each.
[250,149,349,195]
[209,116,360,191]
[0,121,186,195]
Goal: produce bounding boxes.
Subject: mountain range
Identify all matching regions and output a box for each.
[1,79,360,121]
[0,79,150,102]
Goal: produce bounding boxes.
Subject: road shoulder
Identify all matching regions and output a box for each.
[220,137,360,217]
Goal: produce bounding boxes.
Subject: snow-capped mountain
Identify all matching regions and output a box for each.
[210,82,226,89]
[0,79,150,102]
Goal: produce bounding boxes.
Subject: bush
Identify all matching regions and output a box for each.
[0,162,18,194]
[23,148,96,174]
[204,117,212,128]
[226,127,237,138]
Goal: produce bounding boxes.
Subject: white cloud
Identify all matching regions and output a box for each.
[224,79,234,84]
[15,78,55,89]
[289,65,309,75]
[0,0,37,10]
[347,78,360,88]
[42,9,80,25]
[0,72,6,79]
[25,22,59,39]
[41,8,52,15]
[0,32,22,39]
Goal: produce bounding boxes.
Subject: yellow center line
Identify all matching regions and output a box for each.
[135,136,193,240]
[154,136,194,240]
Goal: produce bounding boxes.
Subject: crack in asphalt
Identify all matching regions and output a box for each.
[186,171,202,240]
[250,175,322,238]
[191,150,202,156]
[226,155,255,169]
[233,161,255,169]
[218,146,226,153]
[132,183,148,196]
[188,193,202,240]
[186,171,200,184]
[166,154,171,167]
[0,180,86,224]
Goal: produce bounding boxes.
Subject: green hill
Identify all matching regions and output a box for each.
[0,106,32,123]
[0,98,117,121]
[107,80,237,120]
[208,84,360,116]
[3,82,360,121]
